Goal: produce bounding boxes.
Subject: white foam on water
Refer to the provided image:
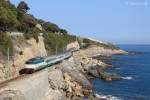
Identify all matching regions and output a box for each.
[122,76,133,80]
[94,93,107,99]
[115,68,121,70]
[107,95,122,100]
[94,93,122,100]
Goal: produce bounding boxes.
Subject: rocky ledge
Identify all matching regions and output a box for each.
[0,44,126,100]
[44,45,126,100]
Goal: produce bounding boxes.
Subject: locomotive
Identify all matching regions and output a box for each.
[19,49,73,74]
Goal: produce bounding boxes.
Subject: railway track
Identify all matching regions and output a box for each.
[0,48,74,87]
[0,68,48,88]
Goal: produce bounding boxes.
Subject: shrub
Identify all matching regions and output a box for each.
[23,27,40,43]
[43,33,76,55]
[0,6,19,31]
[17,1,30,13]
[0,32,14,56]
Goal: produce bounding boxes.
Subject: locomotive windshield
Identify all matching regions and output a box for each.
[26,57,44,64]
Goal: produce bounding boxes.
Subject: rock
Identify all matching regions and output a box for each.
[63,72,84,97]
[48,69,65,90]
[112,49,128,55]
[36,24,43,31]
[0,63,4,68]
[44,88,66,100]
[88,68,99,78]
[66,41,80,51]
[0,90,25,100]
[64,73,71,82]
[87,66,102,78]
[0,69,5,81]
[99,71,122,81]
[73,82,84,97]
[61,61,92,90]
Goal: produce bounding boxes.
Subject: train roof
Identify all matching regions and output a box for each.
[26,57,45,64]
[28,57,44,61]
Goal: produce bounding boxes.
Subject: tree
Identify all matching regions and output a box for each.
[17,1,30,21]
[0,7,19,31]
[17,1,29,13]
[60,29,68,35]
[0,32,14,55]
[22,14,37,27]
[42,22,60,32]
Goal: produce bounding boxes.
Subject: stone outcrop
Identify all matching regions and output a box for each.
[70,45,123,81]
[45,68,66,100]
[66,41,80,51]
[35,24,43,31]
[61,61,92,90]
[63,72,84,97]
[45,63,94,100]
[99,71,122,81]
[0,38,126,100]
[74,45,127,58]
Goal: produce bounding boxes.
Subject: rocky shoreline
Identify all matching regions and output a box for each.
[44,45,127,100]
[0,41,127,100]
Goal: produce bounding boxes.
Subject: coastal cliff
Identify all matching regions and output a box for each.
[0,0,127,99]
[0,39,126,100]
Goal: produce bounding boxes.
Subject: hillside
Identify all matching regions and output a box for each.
[0,0,120,56]
[0,1,128,99]
[0,0,76,55]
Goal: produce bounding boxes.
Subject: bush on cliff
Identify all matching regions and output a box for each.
[0,32,14,56]
[43,33,76,55]
[0,1,19,31]
[82,38,119,50]
[0,0,77,56]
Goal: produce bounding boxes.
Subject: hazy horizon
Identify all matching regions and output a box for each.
[11,0,150,44]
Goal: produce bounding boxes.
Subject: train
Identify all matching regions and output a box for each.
[19,49,74,74]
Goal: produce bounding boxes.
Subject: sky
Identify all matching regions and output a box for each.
[11,0,150,44]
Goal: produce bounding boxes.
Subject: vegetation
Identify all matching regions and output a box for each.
[37,19,68,34]
[43,33,76,55]
[0,0,76,55]
[0,0,19,31]
[0,32,14,56]
[0,0,119,56]
[81,38,119,50]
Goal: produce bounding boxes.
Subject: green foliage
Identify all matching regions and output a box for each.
[17,1,30,13]
[23,27,40,42]
[0,5,19,31]
[0,32,14,56]
[22,14,37,27]
[82,38,119,50]
[38,19,68,34]
[60,29,68,34]
[17,1,30,22]
[41,21,60,32]
[0,0,77,56]
[43,33,76,55]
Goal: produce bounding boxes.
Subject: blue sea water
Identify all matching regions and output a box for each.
[92,45,150,100]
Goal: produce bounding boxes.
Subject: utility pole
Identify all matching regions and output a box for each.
[76,36,78,42]
[63,42,66,53]
[55,44,57,55]
[7,48,9,64]
[7,47,10,78]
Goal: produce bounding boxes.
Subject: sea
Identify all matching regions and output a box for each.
[92,45,150,100]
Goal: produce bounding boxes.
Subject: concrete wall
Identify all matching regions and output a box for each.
[0,69,49,100]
